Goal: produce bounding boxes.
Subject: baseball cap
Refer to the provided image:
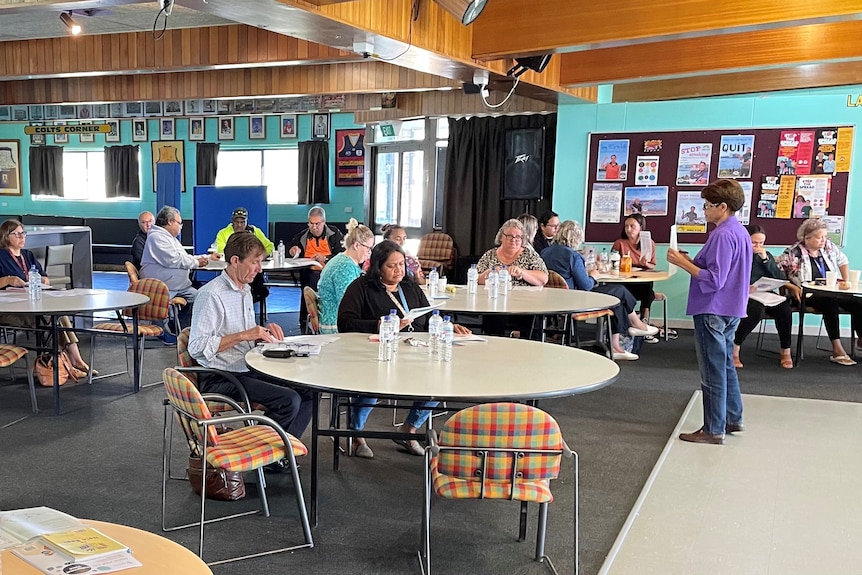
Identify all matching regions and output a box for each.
[232,208,248,220]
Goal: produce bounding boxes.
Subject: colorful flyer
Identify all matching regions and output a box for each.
[736,181,753,225]
[634,155,659,185]
[596,139,630,181]
[676,143,712,186]
[334,129,365,186]
[777,130,815,176]
[717,135,754,179]
[812,128,838,174]
[795,175,830,218]
[590,183,623,223]
[775,175,796,219]
[835,127,854,172]
[675,191,707,233]
[757,176,780,218]
[624,186,668,216]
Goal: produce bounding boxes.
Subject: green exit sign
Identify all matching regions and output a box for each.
[380,124,396,137]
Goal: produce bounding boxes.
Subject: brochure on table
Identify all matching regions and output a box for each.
[748,277,787,306]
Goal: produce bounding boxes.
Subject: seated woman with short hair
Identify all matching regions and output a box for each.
[317,218,374,334]
[338,240,469,459]
[541,220,658,361]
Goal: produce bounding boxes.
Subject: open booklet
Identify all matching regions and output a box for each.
[404,301,447,322]
[749,277,787,307]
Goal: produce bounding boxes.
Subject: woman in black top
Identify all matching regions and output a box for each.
[732,225,800,369]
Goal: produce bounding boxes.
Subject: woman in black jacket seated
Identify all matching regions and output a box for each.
[338,241,469,460]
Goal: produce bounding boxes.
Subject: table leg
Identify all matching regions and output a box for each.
[132,309,141,393]
[311,390,320,528]
[795,288,806,367]
[52,314,61,415]
[259,296,267,327]
[540,315,547,343]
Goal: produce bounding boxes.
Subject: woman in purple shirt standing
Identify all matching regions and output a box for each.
[667,180,752,445]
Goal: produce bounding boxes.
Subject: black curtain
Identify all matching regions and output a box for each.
[28,146,64,197]
[104,145,140,198]
[298,140,330,204]
[196,142,220,185]
[443,114,557,257]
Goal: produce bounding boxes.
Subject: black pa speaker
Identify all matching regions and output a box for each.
[503,128,544,200]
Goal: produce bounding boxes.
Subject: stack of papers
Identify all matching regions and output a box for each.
[749,277,787,307]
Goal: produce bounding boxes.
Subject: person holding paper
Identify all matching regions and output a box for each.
[612,214,668,341]
[317,219,374,334]
[777,218,862,366]
[732,225,798,369]
[337,241,469,459]
[667,179,751,445]
[543,220,658,361]
[381,224,424,284]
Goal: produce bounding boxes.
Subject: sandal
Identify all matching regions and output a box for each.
[660,327,679,340]
[733,356,743,369]
[829,355,857,366]
[779,355,793,369]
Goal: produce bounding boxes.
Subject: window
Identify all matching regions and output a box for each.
[215,148,299,204]
[54,150,106,200]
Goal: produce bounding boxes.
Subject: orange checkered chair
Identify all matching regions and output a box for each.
[0,344,36,414]
[420,402,576,575]
[416,232,456,276]
[125,261,187,334]
[160,367,313,565]
[302,287,320,335]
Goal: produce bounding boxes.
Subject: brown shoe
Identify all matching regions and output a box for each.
[726,422,745,433]
[679,428,725,445]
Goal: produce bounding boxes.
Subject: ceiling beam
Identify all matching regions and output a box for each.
[470,0,862,61]
[559,20,862,87]
[612,61,862,102]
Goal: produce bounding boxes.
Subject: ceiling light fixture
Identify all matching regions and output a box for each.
[432,0,488,25]
[60,12,81,35]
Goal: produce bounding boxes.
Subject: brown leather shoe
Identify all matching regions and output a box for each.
[726,422,745,433]
[679,428,725,445]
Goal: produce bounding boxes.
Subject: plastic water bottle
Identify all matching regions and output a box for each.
[498,265,510,295]
[585,247,596,272]
[439,316,454,362]
[428,267,439,299]
[378,314,393,362]
[610,250,621,271]
[599,248,609,272]
[277,240,286,265]
[488,266,499,299]
[467,264,479,295]
[428,310,442,360]
[28,265,42,301]
[388,309,400,357]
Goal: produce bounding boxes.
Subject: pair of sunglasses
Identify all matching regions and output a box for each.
[262,348,309,359]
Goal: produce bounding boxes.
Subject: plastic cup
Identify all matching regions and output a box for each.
[849,270,861,288]
[437,277,447,292]
[825,271,839,288]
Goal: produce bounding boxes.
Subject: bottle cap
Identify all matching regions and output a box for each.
[432,310,439,315]
[443,316,451,321]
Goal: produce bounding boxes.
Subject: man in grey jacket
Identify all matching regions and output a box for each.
[141,206,210,333]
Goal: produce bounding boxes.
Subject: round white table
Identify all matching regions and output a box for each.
[796,281,862,365]
[0,289,150,414]
[596,269,671,284]
[245,332,620,525]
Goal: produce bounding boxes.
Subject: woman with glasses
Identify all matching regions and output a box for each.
[0,219,95,376]
[533,210,559,254]
[542,220,658,360]
[317,218,374,334]
[381,224,425,284]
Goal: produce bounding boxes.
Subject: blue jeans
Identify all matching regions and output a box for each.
[170,286,197,330]
[349,398,438,430]
[693,314,743,436]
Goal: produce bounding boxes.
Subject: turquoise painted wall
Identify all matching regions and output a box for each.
[553,86,862,326]
[0,113,364,223]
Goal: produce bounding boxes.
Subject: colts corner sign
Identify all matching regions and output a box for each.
[24,124,111,135]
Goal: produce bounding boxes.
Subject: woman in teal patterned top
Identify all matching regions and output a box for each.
[317,219,374,333]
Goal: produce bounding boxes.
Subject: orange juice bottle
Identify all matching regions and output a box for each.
[620,253,632,273]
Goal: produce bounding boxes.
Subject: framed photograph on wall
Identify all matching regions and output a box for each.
[106,119,121,142]
[217,100,233,115]
[144,101,163,117]
[132,119,148,142]
[218,116,234,140]
[164,100,182,116]
[249,115,266,140]
[43,105,59,120]
[30,133,45,146]
[79,121,95,143]
[0,140,23,196]
[92,104,108,119]
[185,100,202,115]
[312,113,330,140]
[53,121,69,144]
[11,106,29,121]
[151,140,186,192]
[188,117,205,141]
[29,106,44,121]
[160,118,175,140]
[280,114,297,139]
[125,102,143,117]
[202,100,217,114]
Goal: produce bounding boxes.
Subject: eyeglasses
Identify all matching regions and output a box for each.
[360,241,374,251]
[308,220,324,227]
[702,201,721,211]
[501,233,523,242]
[9,231,26,237]
[171,219,184,228]
[544,224,559,229]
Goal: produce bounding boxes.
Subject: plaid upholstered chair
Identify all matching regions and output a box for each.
[545,270,613,356]
[420,402,576,575]
[416,232,456,276]
[161,367,313,565]
[302,287,321,335]
[125,261,187,334]
[0,344,36,413]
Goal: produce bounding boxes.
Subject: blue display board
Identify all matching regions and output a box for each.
[192,186,268,254]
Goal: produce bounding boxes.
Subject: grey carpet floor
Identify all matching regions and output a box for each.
[2,315,860,574]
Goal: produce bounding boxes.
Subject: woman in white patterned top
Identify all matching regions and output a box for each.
[476,219,548,287]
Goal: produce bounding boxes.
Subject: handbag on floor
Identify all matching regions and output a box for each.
[187,455,246,501]
[34,351,80,387]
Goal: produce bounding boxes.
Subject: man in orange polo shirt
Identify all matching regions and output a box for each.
[288,206,344,330]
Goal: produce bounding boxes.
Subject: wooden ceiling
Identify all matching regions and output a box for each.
[1,0,858,110]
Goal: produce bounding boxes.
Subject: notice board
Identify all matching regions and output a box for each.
[584,127,853,245]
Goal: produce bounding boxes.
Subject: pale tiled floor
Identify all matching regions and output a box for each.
[599,392,862,575]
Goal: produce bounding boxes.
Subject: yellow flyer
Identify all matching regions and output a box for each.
[775,175,796,219]
[836,127,853,172]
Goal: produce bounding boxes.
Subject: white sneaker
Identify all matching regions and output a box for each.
[612,351,639,361]
[628,325,659,337]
